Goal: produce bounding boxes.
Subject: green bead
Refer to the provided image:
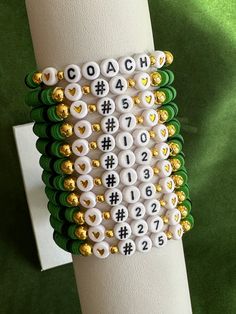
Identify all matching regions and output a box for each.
[159,88,173,104]
[158,70,169,86]
[50,215,65,233]
[168,86,177,100]
[173,170,188,186]
[41,170,54,188]
[53,158,68,174]
[50,123,67,140]
[33,123,51,138]
[166,119,181,137]
[39,155,54,172]
[169,154,185,171]
[30,107,48,122]
[25,72,40,89]
[50,141,71,158]
[47,202,64,221]
[36,138,49,155]
[25,89,42,107]
[180,199,192,215]
[68,240,84,254]
[159,105,175,122]
[64,207,81,223]
[169,102,179,115]
[172,134,184,145]
[53,175,67,191]
[168,139,183,156]
[47,106,64,122]
[165,70,175,85]
[40,88,57,105]
[53,231,69,251]
[176,184,190,201]
[58,191,77,207]
[45,187,60,205]
[67,225,79,240]
[183,214,194,229]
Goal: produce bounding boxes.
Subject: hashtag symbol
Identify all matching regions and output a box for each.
[123,242,134,255]
[105,173,117,188]
[95,79,106,96]
[118,226,129,239]
[104,155,115,169]
[101,136,112,151]
[109,191,120,205]
[105,117,116,133]
[115,208,126,222]
[101,100,112,115]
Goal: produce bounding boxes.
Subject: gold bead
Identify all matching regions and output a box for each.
[60,123,73,138]
[133,96,141,105]
[176,191,186,203]
[158,109,169,123]
[57,71,64,81]
[151,147,159,157]
[61,160,74,175]
[169,158,181,171]
[154,91,166,104]
[162,216,169,224]
[67,193,79,206]
[88,104,97,112]
[63,177,76,191]
[136,116,144,124]
[160,200,166,207]
[165,230,173,239]
[52,87,64,102]
[73,211,85,225]
[82,85,90,95]
[155,184,162,192]
[127,78,136,88]
[171,175,184,187]
[96,194,105,203]
[105,230,114,238]
[110,246,119,254]
[181,220,191,232]
[164,51,174,66]
[89,141,97,150]
[149,130,156,138]
[178,205,188,219]
[79,243,93,256]
[169,142,180,156]
[32,72,43,85]
[153,167,160,175]
[59,144,72,157]
[167,124,176,137]
[75,226,88,240]
[103,211,110,220]
[150,72,162,86]
[56,103,69,119]
[92,123,101,132]
[92,159,100,168]
[94,178,102,186]
[149,55,156,66]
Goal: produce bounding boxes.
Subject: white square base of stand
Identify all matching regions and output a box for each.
[13,123,72,271]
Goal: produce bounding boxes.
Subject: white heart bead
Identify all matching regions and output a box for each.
[100,152,118,170]
[150,51,166,69]
[101,115,119,134]
[119,113,137,131]
[134,147,152,165]
[162,192,178,210]
[115,95,134,113]
[72,139,89,157]
[102,170,120,189]
[42,67,58,86]
[147,215,164,233]
[79,191,96,208]
[154,142,170,160]
[165,209,181,225]
[131,219,148,237]
[142,109,159,127]
[100,58,119,77]
[84,208,103,226]
[133,53,151,71]
[116,132,133,150]
[123,186,140,203]
[133,72,151,90]
[109,75,128,95]
[118,239,136,256]
[65,83,82,101]
[156,160,172,178]
[128,202,146,219]
[88,225,105,242]
[120,168,137,186]
[152,124,168,142]
[139,182,156,199]
[74,120,92,139]
[118,150,136,168]
[144,199,161,216]
[82,61,100,80]
[97,134,116,152]
[76,174,94,192]
[74,156,92,175]
[97,97,115,116]
[91,78,109,98]
[70,100,88,119]
[138,90,155,108]
[133,129,150,147]
[118,56,136,74]
[93,241,110,259]
[169,224,183,240]
[105,188,123,206]
[158,177,175,194]
[136,165,154,182]
[151,231,168,248]
[135,235,152,253]
[64,64,81,83]
[114,222,132,240]
[110,204,129,223]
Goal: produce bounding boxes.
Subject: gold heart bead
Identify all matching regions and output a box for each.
[84,199,91,206]
[76,146,83,153]
[145,95,152,103]
[78,126,86,134]
[175,214,180,222]
[161,129,167,137]
[149,113,156,122]
[177,228,182,237]
[162,147,168,156]
[81,180,88,188]
[89,215,96,222]
[171,198,176,205]
[78,163,86,171]
[69,88,76,96]
[167,181,173,190]
[141,78,148,86]
[74,105,82,113]
[44,73,50,81]
[165,164,170,172]
[93,231,100,239]
[97,249,105,256]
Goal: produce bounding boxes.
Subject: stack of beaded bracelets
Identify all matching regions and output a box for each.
[25,50,194,259]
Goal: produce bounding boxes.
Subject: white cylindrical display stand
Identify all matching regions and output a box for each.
[25,1,192,313]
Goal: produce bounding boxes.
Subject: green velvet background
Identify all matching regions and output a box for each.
[0,0,235,313]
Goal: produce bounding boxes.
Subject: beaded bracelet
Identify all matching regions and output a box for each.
[24,50,194,258]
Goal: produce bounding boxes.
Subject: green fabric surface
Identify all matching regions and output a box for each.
[0,0,235,313]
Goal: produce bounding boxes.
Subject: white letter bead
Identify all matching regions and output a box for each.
[138,91,155,108]
[115,95,134,113]
[134,53,151,71]
[65,83,82,101]
[102,170,120,189]
[64,64,81,83]
[42,67,58,86]
[156,160,172,178]
[131,219,148,237]
[169,224,184,240]
[155,143,170,160]
[151,51,166,69]
[135,235,152,253]
[74,156,92,174]
[133,129,150,147]
[88,225,105,242]
[128,202,146,219]
[145,199,161,216]
[110,204,129,223]
[142,109,159,127]
[165,209,181,225]
[118,239,136,256]
[118,56,136,74]
[151,231,168,248]
[74,120,92,139]
[100,58,119,77]
[133,72,151,90]
[139,182,156,199]
[100,152,118,170]
[79,191,96,208]
[134,147,152,165]
[114,222,132,240]
[158,177,175,194]
[147,215,164,233]
[72,139,89,157]
[120,168,137,186]
[119,113,137,131]
[101,116,119,134]
[116,132,133,150]
[137,165,154,182]
[123,186,140,203]
[97,97,115,116]
[97,134,115,152]
[70,101,88,119]
[93,241,110,259]
[76,174,94,192]
[118,150,136,168]
[105,188,123,206]
[84,208,102,226]
[109,75,128,95]
[82,61,100,80]
[91,78,109,98]
[162,192,178,210]
[152,124,168,142]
